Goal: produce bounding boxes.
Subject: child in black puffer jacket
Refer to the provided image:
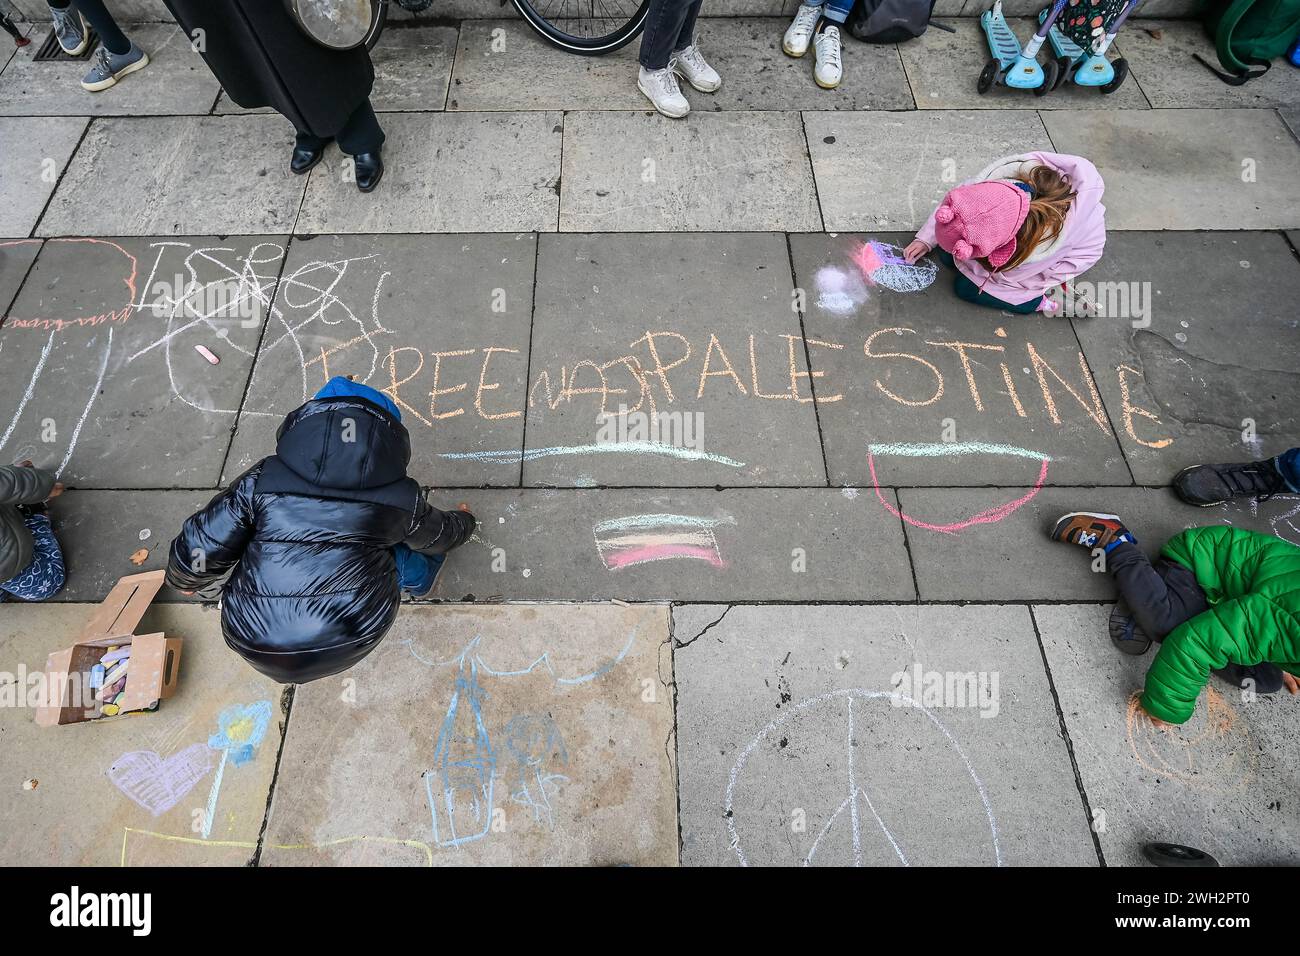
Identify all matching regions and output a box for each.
[166,377,475,683]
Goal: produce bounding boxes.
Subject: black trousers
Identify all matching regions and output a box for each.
[1107,542,1208,641]
[294,98,384,156]
[638,0,702,70]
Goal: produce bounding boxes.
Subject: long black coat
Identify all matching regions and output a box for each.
[162,0,374,138]
[166,395,459,683]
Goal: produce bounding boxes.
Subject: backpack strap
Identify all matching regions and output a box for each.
[1194,50,1273,83]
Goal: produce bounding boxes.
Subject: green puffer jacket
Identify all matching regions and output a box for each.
[0,464,57,582]
[1141,526,1300,724]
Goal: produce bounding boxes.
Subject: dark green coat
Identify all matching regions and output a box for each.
[1142,526,1300,723]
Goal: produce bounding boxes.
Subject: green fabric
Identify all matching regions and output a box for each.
[1140,526,1300,724]
[1203,0,1300,73]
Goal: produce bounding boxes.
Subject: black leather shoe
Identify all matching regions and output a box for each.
[353,151,383,193]
[290,143,324,175]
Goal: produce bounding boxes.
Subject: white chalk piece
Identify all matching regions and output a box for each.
[194,344,221,365]
[139,529,151,541]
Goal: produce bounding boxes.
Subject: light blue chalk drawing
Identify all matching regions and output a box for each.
[399,623,638,686]
[203,699,274,840]
[504,714,569,828]
[439,441,744,468]
[424,646,496,849]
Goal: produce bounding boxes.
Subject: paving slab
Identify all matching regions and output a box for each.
[1041,109,1300,231]
[899,484,1300,601]
[225,233,536,487]
[0,603,283,866]
[1071,231,1300,483]
[804,110,1053,232]
[48,490,212,602]
[426,487,916,602]
[674,603,1099,865]
[1035,603,1300,866]
[1282,108,1299,142]
[0,236,285,487]
[522,233,826,486]
[900,18,1150,110]
[0,238,42,315]
[449,18,913,111]
[560,111,821,232]
[790,231,1131,486]
[39,116,306,236]
[1116,21,1300,109]
[297,111,561,234]
[0,116,85,238]
[0,24,219,116]
[260,603,677,866]
[216,25,458,115]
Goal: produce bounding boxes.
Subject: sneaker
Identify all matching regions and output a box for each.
[670,42,721,93]
[1108,602,1152,656]
[49,4,89,56]
[783,3,822,57]
[1049,512,1134,550]
[638,65,690,118]
[813,25,843,89]
[1172,459,1288,507]
[81,41,148,92]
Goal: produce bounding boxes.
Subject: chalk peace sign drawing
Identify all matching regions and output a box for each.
[726,690,1003,867]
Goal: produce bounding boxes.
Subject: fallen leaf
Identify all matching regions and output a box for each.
[129,548,149,566]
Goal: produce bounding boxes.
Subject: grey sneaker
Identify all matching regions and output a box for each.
[49,3,89,56]
[81,41,148,92]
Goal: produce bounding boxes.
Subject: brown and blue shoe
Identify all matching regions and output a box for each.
[1049,512,1134,551]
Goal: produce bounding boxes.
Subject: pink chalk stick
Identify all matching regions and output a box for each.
[194,344,220,365]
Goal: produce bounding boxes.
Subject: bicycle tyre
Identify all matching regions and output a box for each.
[510,0,650,55]
[364,0,389,51]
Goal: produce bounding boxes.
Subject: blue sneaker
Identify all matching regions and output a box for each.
[49,3,89,56]
[1108,602,1151,656]
[81,41,148,92]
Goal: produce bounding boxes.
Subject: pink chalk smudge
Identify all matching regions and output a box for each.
[604,544,727,570]
[868,452,1050,534]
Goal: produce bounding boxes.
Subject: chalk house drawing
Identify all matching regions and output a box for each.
[404,625,639,851]
[726,689,1002,867]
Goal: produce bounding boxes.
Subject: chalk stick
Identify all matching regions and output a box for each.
[103,659,128,687]
[102,703,120,717]
[89,664,106,689]
[99,647,131,665]
[194,344,220,365]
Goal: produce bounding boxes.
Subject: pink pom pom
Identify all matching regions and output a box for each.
[934,204,955,224]
[952,239,973,260]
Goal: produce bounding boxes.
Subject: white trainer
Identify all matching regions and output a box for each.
[670,41,721,93]
[638,65,690,118]
[783,3,823,57]
[814,24,844,89]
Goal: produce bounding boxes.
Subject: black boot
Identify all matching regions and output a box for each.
[1172,459,1287,507]
[290,143,325,175]
[353,150,384,193]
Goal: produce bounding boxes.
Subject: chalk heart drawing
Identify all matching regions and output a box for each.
[1126,687,1257,795]
[868,442,1051,534]
[107,743,215,817]
[727,690,1001,867]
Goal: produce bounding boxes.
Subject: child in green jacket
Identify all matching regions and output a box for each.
[1049,513,1300,724]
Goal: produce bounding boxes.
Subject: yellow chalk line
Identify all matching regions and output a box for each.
[120,828,433,867]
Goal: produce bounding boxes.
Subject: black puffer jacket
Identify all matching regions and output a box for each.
[166,395,461,683]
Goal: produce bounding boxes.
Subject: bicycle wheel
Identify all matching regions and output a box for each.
[511,0,650,55]
[364,0,390,51]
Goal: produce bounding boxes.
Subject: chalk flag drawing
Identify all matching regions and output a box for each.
[852,241,938,294]
[867,441,1052,534]
[593,513,736,570]
[726,689,1002,867]
[107,743,215,817]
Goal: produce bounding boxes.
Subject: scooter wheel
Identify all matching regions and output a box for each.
[977,58,999,94]
[1100,57,1129,94]
[1034,57,1060,96]
[1053,55,1073,91]
[1141,843,1220,868]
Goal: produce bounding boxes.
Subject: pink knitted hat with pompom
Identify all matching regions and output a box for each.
[933,180,1031,269]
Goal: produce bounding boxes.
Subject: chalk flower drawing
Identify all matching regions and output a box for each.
[593,513,737,570]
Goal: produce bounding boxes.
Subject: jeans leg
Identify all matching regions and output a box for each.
[1275,447,1300,493]
[0,514,66,602]
[639,0,697,69]
[393,543,443,592]
[334,99,385,156]
[820,0,853,24]
[1107,543,1207,641]
[673,0,704,52]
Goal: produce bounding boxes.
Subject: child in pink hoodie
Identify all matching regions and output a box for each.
[903,152,1107,315]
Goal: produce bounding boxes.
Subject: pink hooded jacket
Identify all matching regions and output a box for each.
[915,152,1107,308]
